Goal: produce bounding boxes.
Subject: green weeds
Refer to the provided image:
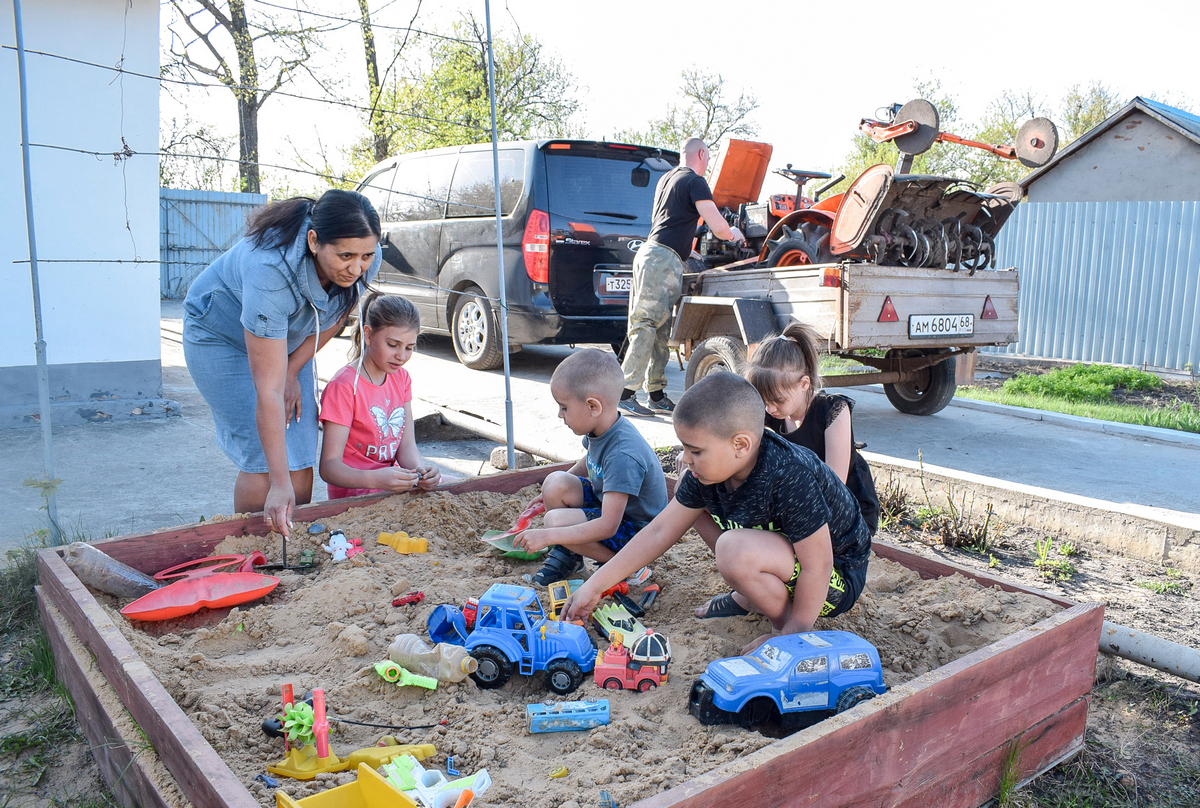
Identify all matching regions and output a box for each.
[1138,580,1187,596]
[1001,363,1161,402]
[1033,538,1076,581]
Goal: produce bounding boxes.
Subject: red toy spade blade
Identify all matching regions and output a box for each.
[121,572,280,622]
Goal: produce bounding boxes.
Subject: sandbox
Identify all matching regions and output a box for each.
[37,464,1103,808]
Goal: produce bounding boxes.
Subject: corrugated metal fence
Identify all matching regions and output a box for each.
[990,201,1200,372]
[159,188,267,298]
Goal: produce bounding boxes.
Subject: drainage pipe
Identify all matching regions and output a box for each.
[1100,621,1200,683]
[430,406,575,465]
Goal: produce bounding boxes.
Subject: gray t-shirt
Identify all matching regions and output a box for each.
[582,415,668,529]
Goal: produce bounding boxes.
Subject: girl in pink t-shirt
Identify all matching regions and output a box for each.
[319,293,441,499]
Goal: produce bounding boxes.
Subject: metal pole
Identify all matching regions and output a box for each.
[483,0,515,469]
[13,0,61,541]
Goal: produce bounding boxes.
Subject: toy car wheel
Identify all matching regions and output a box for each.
[835,685,877,714]
[637,679,657,693]
[739,696,779,728]
[545,659,583,695]
[603,678,623,690]
[469,645,513,689]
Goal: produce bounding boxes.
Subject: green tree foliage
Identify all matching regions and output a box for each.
[613,69,759,154]
[348,12,581,176]
[1061,81,1124,143]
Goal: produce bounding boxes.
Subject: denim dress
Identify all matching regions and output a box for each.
[182,218,381,473]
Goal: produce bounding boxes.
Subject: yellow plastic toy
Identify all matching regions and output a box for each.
[377,531,428,554]
[276,763,417,808]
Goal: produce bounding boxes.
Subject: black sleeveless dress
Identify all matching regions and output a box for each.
[765,392,880,536]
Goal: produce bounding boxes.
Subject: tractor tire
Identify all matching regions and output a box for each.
[451,286,504,370]
[835,685,877,714]
[684,337,748,389]
[883,350,958,416]
[469,645,513,689]
[603,678,624,691]
[763,237,817,268]
[545,658,584,695]
[637,679,657,693]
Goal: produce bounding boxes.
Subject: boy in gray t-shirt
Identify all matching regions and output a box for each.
[513,349,668,586]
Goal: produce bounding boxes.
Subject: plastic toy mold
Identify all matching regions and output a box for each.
[378,531,428,554]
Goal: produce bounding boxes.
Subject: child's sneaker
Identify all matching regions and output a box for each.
[625,566,653,586]
[531,545,583,586]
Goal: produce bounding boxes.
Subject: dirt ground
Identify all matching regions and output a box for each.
[77,485,1066,808]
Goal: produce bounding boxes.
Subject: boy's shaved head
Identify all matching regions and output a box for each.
[551,348,625,404]
[674,372,765,438]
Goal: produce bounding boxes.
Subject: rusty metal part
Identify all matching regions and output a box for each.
[1015,117,1059,167]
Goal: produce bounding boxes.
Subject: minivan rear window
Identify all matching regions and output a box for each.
[544,153,665,222]
[447,150,526,218]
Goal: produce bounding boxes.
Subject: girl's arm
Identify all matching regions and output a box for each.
[319,419,421,493]
[283,313,348,424]
[394,403,440,490]
[244,332,295,534]
[824,407,853,483]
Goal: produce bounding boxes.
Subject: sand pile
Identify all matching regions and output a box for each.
[99,487,1061,808]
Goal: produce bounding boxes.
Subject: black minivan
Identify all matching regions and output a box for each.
[355,140,678,369]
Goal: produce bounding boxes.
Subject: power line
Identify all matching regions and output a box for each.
[0,44,487,134]
[250,0,479,43]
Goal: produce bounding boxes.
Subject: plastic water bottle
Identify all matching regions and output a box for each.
[388,634,478,683]
[62,542,159,599]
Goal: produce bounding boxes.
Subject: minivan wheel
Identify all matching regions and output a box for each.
[452,286,504,370]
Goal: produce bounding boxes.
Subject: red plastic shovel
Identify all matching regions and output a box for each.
[120,553,279,622]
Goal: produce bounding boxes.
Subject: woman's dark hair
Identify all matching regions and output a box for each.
[349,292,421,363]
[743,322,823,404]
[246,189,381,251]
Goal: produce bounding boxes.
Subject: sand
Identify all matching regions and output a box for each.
[99,487,1062,808]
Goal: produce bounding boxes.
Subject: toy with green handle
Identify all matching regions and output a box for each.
[374,660,438,690]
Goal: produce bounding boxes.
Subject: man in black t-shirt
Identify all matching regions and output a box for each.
[565,372,871,655]
[619,138,744,416]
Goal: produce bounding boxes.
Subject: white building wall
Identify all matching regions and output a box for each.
[0,0,161,419]
[1027,113,1200,203]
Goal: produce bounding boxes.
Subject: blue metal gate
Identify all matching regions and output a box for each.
[159,188,266,298]
[990,201,1200,373]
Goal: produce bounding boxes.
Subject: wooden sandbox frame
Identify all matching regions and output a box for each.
[36,464,1103,808]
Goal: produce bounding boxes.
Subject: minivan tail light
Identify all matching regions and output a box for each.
[523,209,550,283]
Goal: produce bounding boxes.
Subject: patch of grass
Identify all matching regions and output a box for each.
[1058,541,1079,557]
[1003,363,1162,402]
[1033,538,1076,581]
[877,474,911,530]
[1138,580,1186,596]
[997,732,1030,807]
[956,387,1200,434]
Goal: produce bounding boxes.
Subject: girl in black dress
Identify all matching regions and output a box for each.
[744,323,880,536]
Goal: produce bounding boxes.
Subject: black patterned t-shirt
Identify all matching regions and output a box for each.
[674,430,871,570]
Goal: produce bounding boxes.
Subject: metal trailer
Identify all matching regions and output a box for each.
[670,261,1019,416]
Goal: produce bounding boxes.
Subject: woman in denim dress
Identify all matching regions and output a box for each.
[183,190,382,536]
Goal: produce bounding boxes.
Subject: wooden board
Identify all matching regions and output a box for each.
[38,463,1102,808]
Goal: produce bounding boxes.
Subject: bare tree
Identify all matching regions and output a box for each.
[160,114,236,190]
[614,69,759,154]
[356,0,424,165]
[165,0,330,193]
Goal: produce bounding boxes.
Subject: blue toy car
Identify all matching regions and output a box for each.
[427,584,596,695]
[689,631,886,729]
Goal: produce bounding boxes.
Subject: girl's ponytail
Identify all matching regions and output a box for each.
[743,321,822,404]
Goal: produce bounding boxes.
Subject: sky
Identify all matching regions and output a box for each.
[161,0,1200,197]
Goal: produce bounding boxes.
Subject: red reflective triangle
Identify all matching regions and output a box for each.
[981,295,998,319]
[878,296,899,322]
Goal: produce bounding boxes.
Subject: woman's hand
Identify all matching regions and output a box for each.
[374,466,423,492]
[264,482,296,537]
[415,465,441,491]
[283,374,302,425]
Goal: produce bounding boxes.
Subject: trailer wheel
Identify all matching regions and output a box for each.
[883,350,957,416]
[685,337,748,388]
[764,237,817,268]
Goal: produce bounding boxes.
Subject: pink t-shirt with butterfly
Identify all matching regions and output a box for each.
[319,363,413,499]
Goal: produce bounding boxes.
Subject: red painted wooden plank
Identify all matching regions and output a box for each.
[38,589,174,808]
[632,601,1103,808]
[86,462,570,573]
[873,539,1076,608]
[37,549,259,808]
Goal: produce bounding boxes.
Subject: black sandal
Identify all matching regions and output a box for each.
[696,591,750,619]
[531,545,583,586]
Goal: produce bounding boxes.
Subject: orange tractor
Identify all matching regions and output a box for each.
[693,99,1059,273]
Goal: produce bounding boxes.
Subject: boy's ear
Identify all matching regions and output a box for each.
[586,395,604,416]
[731,430,756,457]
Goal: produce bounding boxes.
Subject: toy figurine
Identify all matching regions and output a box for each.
[322,530,354,562]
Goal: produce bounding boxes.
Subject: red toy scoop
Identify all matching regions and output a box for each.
[121,552,278,622]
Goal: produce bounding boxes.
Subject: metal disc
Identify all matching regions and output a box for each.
[1016,117,1059,167]
[893,99,940,156]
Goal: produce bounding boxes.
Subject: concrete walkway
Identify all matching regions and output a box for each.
[2,299,1197,555]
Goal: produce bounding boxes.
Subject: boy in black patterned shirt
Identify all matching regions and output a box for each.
[564,372,870,653]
